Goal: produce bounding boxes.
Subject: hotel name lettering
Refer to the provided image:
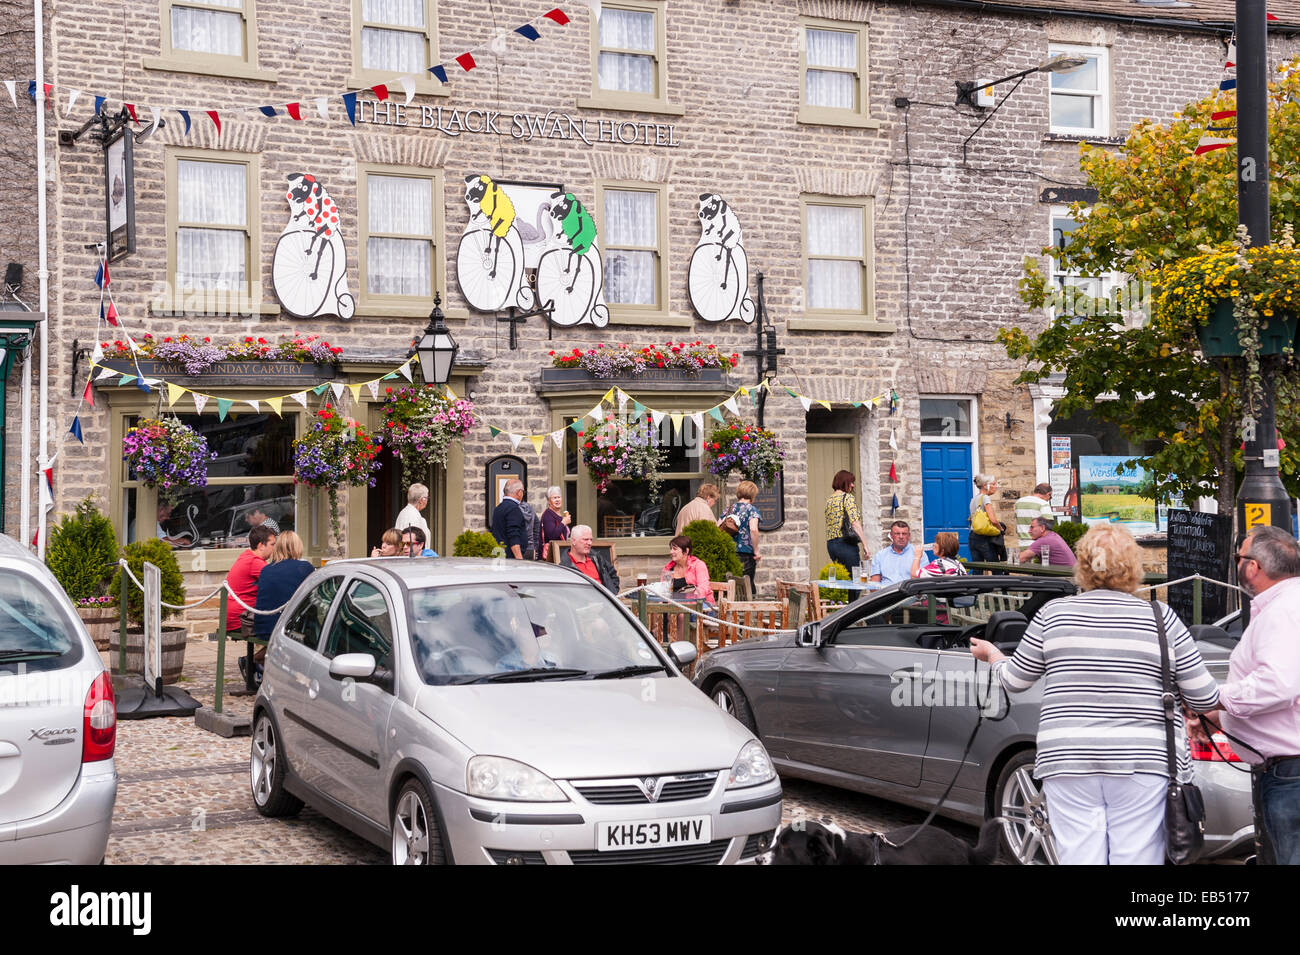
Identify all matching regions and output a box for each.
[358,101,681,148]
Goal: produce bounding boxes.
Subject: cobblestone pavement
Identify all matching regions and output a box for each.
[106,635,978,864]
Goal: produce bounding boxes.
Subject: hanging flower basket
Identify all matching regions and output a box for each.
[292,407,382,545]
[704,422,785,489]
[380,385,476,488]
[578,413,667,495]
[122,417,216,507]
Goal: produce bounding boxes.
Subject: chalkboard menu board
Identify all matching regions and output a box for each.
[753,470,785,532]
[1166,509,1232,626]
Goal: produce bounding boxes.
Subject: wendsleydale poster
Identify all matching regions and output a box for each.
[1078,455,1168,535]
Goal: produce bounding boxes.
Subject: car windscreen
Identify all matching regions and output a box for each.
[0,571,83,673]
[407,582,662,685]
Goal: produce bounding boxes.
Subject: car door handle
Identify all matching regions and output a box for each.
[308,679,319,700]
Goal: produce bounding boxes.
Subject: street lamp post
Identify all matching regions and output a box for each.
[1233,0,1292,543]
[412,292,459,386]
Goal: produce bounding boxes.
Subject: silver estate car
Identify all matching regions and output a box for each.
[693,574,1255,864]
[0,535,118,864]
[250,558,781,864]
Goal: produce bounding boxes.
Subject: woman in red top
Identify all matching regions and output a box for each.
[662,535,713,604]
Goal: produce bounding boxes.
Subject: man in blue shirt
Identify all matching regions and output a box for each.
[401,526,438,558]
[870,521,915,585]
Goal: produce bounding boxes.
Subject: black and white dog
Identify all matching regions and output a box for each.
[768,819,1003,865]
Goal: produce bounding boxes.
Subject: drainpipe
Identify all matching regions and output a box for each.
[34,0,50,556]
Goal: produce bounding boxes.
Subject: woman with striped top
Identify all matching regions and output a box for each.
[970,522,1220,865]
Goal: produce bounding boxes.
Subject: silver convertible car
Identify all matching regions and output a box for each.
[692,575,1255,864]
[250,558,781,864]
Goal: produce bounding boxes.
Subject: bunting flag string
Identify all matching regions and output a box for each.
[0,6,575,131]
[1197,31,1239,155]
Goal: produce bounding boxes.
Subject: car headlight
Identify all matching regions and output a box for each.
[727,740,775,789]
[467,756,567,802]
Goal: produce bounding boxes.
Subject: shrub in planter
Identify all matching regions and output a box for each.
[109,539,186,625]
[46,497,119,602]
[682,519,743,584]
[453,529,502,557]
[818,562,852,603]
[1055,521,1088,553]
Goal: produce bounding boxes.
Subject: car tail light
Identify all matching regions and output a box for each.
[82,671,116,763]
[1190,732,1241,762]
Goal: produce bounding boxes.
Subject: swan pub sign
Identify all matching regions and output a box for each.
[356,101,681,148]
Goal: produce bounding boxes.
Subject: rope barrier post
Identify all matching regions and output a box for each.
[214,589,228,715]
[1193,575,1203,626]
[117,577,128,675]
[636,574,648,626]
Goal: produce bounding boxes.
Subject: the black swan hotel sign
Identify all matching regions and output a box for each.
[357,100,681,148]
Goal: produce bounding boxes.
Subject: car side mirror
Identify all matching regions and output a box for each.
[796,623,823,648]
[329,653,377,680]
[667,641,697,667]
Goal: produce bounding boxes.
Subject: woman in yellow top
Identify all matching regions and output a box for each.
[825,470,869,572]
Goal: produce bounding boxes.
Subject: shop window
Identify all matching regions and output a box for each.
[123,411,299,549]
[144,0,276,81]
[1048,44,1109,137]
[799,17,876,128]
[162,150,263,314]
[596,181,671,323]
[802,196,874,319]
[579,1,680,114]
[597,415,705,539]
[358,164,446,315]
[350,0,445,95]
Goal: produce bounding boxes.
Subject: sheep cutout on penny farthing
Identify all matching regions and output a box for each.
[456,174,536,312]
[273,173,355,320]
[688,193,754,323]
[535,190,609,328]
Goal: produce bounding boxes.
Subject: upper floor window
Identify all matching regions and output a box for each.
[358,164,445,315]
[145,0,275,81]
[579,1,680,114]
[803,196,874,318]
[1049,207,1132,323]
[352,0,441,90]
[1048,44,1108,137]
[596,181,670,323]
[799,18,875,127]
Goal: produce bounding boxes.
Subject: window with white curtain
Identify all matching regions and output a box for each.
[359,0,431,75]
[799,18,872,126]
[364,170,439,300]
[584,1,675,110]
[1048,44,1108,136]
[602,188,660,307]
[168,0,247,58]
[175,159,248,292]
[804,198,872,315]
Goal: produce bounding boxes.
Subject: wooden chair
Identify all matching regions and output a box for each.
[776,579,823,622]
[727,573,753,601]
[603,515,634,537]
[716,599,788,650]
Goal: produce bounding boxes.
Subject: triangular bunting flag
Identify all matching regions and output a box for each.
[94,263,104,288]
[83,379,95,407]
[1195,137,1234,155]
[382,372,398,380]
[551,430,564,448]
[543,8,570,24]
[444,384,458,400]
[217,398,233,421]
[515,23,541,40]
[891,493,899,515]
[798,395,813,412]
[617,389,628,414]
[430,65,449,84]
[738,386,749,397]
[136,379,152,394]
[65,89,80,116]
[889,428,897,451]
[1212,109,1237,121]
[105,301,118,326]
[90,341,104,363]
[178,109,191,135]
[348,383,363,404]
[1226,41,1236,67]
[286,102,303,120]
[192,393,208,415]
[330,383,345,403]
[3,80,15,107]
[94,95,106,115]
[367,380,380,399]
[312,384,329,395]
[342,91,358,125]
[117,375,136,386]
[568,420,583,433]
[398,76,415,105]
[669,412,684,433]
[489,425,502,438]
[124,102,138,122]
[69,416,83,443]
[1219,78,1237,91]
[631,401,645,416]
[43,467,53,495]
[708,407,726,424]
[529,434,545,455]
[690,412,703,431]
[291,391,308,408]
[817,399,831,411]
[95,366,116,381]
[587,403,603,421]
[266,396,283,416]
[602,388,615,404]
[259,105,278,117]
[508,433,524,451]
[724,397,739,415]
[206,109,221,135]
[246,399,260,413]
[166,381,186,407]
[651,410,665,428]
[456,52,477,71]
[148,106,161,133]
[316,98,330,121]
[371,83,389,101]
[889,461,898,483]
[398,362,413,381]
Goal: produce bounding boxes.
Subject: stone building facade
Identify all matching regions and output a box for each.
[5,0,1299,622]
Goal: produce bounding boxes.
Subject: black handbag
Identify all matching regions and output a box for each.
[838,493,860,544]
[1153,603,1207,865]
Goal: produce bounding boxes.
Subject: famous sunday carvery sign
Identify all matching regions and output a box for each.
[358,101,681,147]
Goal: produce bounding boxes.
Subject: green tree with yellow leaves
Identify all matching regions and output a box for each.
[1002,59,1300,517]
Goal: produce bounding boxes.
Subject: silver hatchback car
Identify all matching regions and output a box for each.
[250,558,781,864]
[0,535,118,864]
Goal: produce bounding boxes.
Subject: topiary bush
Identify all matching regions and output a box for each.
[1056,521,1088,553]
[682,519,743,583]
[453,529,501,557]
[109,539,186,624]
[46,497,119,602]
[818,562,852,603]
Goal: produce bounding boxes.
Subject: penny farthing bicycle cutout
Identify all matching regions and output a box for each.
[273,174,355,320]
[688,193,754,323]
[534,190,609,328]
[456,174,536,312]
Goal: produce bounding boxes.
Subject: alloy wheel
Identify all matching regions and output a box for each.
[1000,765,1059,865]
[713,687,736,716]
[393,790,431,865]
[250,718,276,807]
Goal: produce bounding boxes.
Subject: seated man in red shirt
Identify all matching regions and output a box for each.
[226,524,277,680]
[559,524,619,593]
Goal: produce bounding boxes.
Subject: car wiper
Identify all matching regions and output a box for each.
[454,667,589,684]
[0,649,62,660]
[588,664,666,680]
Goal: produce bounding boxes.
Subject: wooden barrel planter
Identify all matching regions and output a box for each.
[76,607,118,652]
[108,626,189,684]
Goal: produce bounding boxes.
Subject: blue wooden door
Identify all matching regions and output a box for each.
[921,443,973,559]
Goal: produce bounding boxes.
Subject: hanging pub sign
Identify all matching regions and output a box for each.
[457,174,609,327]
[688,193,755,323]
[103,124,136,262]
[272,173,356,321]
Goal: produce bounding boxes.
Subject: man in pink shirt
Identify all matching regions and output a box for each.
[1206,525,1300,865]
